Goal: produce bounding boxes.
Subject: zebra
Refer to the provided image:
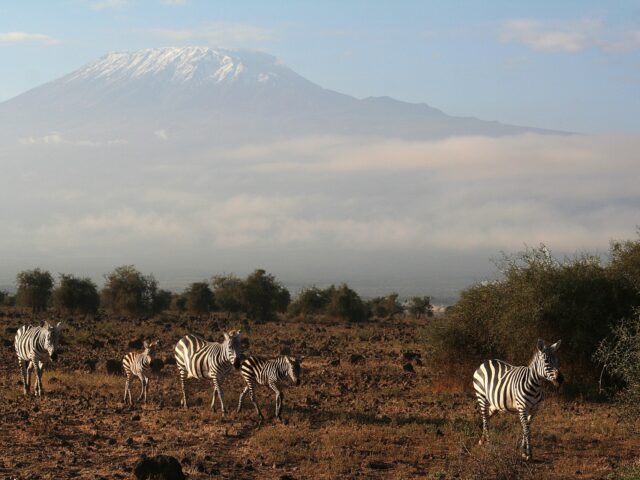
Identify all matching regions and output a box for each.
[174,330,242,413]
[473,339,563,460]
[237,355,302,422]
[14,321,62,397]
[123,339,159,405]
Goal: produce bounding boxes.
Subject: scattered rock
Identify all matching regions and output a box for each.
[402,351,421,362]
[106,359,122,375]
[349,354,365,365]
[329,358,340,367]
[134,455,186,480]
[164,356,176,366]
[403,363,415,373]
[368,461,392,470]
[83,359,98,373]
[128,337,144,350]
[150,358,164,373]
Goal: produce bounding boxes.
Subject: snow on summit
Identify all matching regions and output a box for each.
[66,46,288,85]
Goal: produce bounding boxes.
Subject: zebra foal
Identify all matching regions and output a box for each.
[473,339,563,460]
[14,321,62,397]
[174,330,242,413]
[237,355,302,422]
[123,339,159,405]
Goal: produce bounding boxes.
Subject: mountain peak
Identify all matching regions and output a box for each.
[65,46,287,85]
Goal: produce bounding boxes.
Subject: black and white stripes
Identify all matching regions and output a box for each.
[174,330,242,413]
[14,321,62,397]
[473,339,563,460]
[123,339,159,405]
[237,355,302,421]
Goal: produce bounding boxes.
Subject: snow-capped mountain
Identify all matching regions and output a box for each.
[0,46,557,147]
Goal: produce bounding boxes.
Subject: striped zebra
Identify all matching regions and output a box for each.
[237,355,302,422]
[473,339,563,460]
[14,321,62,397]
[123,339,159,405]
[174,330,242,413]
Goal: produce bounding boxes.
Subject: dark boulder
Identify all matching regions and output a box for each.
[106,359,122,375]
[133,455,186,480]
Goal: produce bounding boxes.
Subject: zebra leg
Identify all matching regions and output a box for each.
[178,368,188,409]
[124,373,131,404]
[143,377,149,403]
[478,399,490,445]
[214,377,226,415]
[269,383,282,419]
[34,361,43,397]
[518,409,532,460]
[137,374,145,402]
[237,386,249,413]
[209,382,219,410]
[26,361,34,393]
[250,386,263,421]
[18,359,28,395]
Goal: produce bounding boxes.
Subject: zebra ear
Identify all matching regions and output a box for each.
[549,340,561,352]
[56,322,63,329]
[44,321,51,328]
[299,356,305,363]
[536,339,545,352]
[223,332,230,340]
[143,340,150,349]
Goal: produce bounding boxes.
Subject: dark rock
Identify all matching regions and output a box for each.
[106,359,122,375]
[349,354,365,364]
[368,461,392,470]
[150,359,164,373]
[403,363,415,373]
[128,337,144,350]
[134,455,186,480]
[83,359,98,373]
[280,346,292,355]
[164,356,176,366]
[280,475,296,480]
[3,339,12,348]
[402,351,421,362]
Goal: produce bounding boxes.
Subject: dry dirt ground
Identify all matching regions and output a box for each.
[0,308,638,480]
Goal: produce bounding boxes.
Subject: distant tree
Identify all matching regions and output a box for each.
[101,265,158,316]
[212,274,245,314]
[368,293,403,319]
[408,296,433,319]
[328,284,369,322]
[0,290,6,305]
[243,269,290,323]
[153,289,173,314]
[171,293,187,312]
[288,286,332,316]
[53,274,100,315]
[183,282,215,314]
[17,268,54,313]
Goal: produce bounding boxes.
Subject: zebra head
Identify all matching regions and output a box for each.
[534,339,563,387]
[285,356,302,386]
[223,330,242,369]
[43,321,62,360]
[143,339,159,354]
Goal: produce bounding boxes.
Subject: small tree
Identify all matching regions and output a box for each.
[17,268,54,313]
[368,293,403,319]
[171,293,187,312]
[153,289,173,314]
[0,290,6,305]
[288,286,332,316]
[101,265,158,316]
[184,282,215,314]
[328,284,369,322]
[212,274,245,314]
[53,274,100,315]
[243,269,290,323]
[409,296,433,318]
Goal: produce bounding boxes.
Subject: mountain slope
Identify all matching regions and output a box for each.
[0,46,557,147]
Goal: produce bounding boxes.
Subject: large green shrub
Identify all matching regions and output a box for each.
[327,284,369,323]
[434,244,638,385]
[53,274,100,314]
[183,282,215,314]
[101,265,159,316]
[288,286,333,316]
[368,293,403,319]
[16,268,54,313]
[212,274,245,314]
[243,269,290,323]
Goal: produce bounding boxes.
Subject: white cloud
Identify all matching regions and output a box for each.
[499,19,640,53]
[149,22,274,45]
[153,129,168,141]
[91,0,130,10]
[20,132,128,147]
[0,32,62,45]
[162,0,187,5]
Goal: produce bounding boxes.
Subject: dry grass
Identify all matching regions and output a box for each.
[0,308,638,479]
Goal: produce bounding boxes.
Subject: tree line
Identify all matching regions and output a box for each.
[1,265,432,323]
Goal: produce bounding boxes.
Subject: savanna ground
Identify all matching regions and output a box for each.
[0,308,638,480]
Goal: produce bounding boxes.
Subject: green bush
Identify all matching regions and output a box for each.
[152,289,173,314]
[288,286,332,316]
[183,282,215,314]
[327,284,369,323]
[171,293,187,312]
[368,293,403,319]
[408,296,433,318]
[212,274,245,314]
[101,265,159,316]
[594,314,640,418]
[243,269,290,323]
[434,244,638,386]
[53,274,100,314]
[17,268,54,313]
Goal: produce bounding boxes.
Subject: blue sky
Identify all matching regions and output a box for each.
[0,0,638,133]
